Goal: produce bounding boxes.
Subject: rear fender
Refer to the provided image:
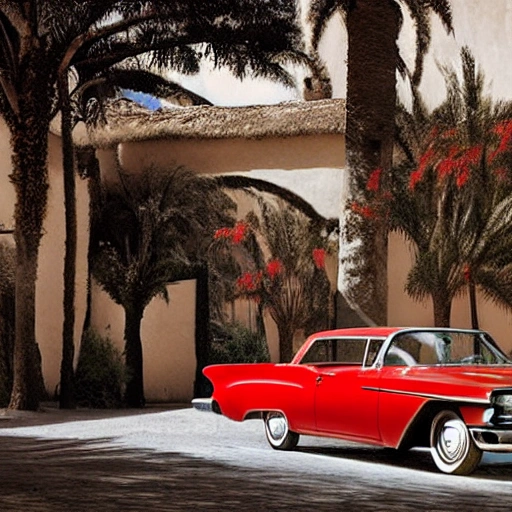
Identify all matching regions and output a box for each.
[203,363,316,430]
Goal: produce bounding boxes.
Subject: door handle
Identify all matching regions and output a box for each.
[316,372,335,385]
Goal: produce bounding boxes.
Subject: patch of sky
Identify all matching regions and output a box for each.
[122,89,162,110]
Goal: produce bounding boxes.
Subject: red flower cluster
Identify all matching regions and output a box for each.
[366,168,382,192]
[409,148,435,190]
[435,144,482,187]
[266,259,283,279]
[236,259,284,294]
[489,120,512,162]
[312,248,326,269]
[214,227,231,239]
[231,222,247,244]
[214,221,248,244]
[495,120,512,149]
[350,202,376,219]
[236,271,263,292]
[463,264,471,282]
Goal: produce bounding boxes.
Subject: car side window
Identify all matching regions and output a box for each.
[335,339,367,363]
[301,338,368,365]
[301,339,331,364]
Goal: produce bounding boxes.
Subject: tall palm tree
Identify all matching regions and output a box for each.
[0,1,167,410]
[91,166,235,407]
[388,49,512,326]
[0,0,304,410]
[306,0,453,326]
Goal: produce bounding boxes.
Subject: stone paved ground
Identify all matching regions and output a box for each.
[2,435,508,512]
[1,405,512,511]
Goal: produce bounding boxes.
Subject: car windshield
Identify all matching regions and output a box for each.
[383,330,511,366]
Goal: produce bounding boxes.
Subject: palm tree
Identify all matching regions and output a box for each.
[387,49,512,326]
[59,2,307,409]
[0,1,166,411]
[0,0,304,410]
[306,0,453,326]
[91,165,235,407]
[211,197,332,362]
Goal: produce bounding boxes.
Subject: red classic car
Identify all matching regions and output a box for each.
[193,327,512,475]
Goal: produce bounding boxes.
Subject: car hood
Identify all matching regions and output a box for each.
[378,365,512,403]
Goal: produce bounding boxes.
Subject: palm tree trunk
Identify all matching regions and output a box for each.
[468,280,479,329]
[342,0,400,326]
[9,73,52,409]
[277,323,294,363]
[59,72,77,409]
[433,291,451,327]
[124,303,145,408]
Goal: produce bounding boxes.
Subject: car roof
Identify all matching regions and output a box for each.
[310,326,405,338]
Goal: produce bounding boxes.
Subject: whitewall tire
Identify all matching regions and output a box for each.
[264,411,300,451]
[430,410,482,475]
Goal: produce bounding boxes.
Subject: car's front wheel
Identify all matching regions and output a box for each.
[430,410,482,475]
[264,411,299,450]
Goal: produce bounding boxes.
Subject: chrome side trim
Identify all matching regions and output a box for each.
[470,428,512,452]
[362,386,490,405]
[192,398,214,412]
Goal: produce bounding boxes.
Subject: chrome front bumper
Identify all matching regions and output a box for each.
[470,428,512,452]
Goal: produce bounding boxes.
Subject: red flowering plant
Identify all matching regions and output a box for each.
[312,248,326,270]
[210,201,333,363]
[213,221,248,244]
[348,164,392,220]
[384,48,512,328]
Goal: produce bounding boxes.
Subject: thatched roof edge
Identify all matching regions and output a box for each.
[81,98,345,148]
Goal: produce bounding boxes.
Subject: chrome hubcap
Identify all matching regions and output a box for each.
[267,413,287,442]
[436,419,468,464]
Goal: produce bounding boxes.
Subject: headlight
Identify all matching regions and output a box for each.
[483,407,494,423]
[493,394,512,411]
[492,393,512,420]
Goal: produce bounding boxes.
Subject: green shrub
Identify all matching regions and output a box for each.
[75,329,126,408]
[209,322,270,364]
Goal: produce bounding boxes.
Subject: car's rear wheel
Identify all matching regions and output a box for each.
[264,411,299,450]
[430,410,482,475]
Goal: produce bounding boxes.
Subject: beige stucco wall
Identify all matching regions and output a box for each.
[90,279,197,402]
[388,232,512,354]
[35,134,90,395]
[0,119,15,231]
[3,117,512,403]
[97,133,345,366]
[2,124,345,403]
[115,133,345,175]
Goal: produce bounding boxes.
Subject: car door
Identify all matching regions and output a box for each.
[312,337,382,441]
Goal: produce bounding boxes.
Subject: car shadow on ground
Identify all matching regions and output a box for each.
[296,444,512,479]
[2,435,511,511]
